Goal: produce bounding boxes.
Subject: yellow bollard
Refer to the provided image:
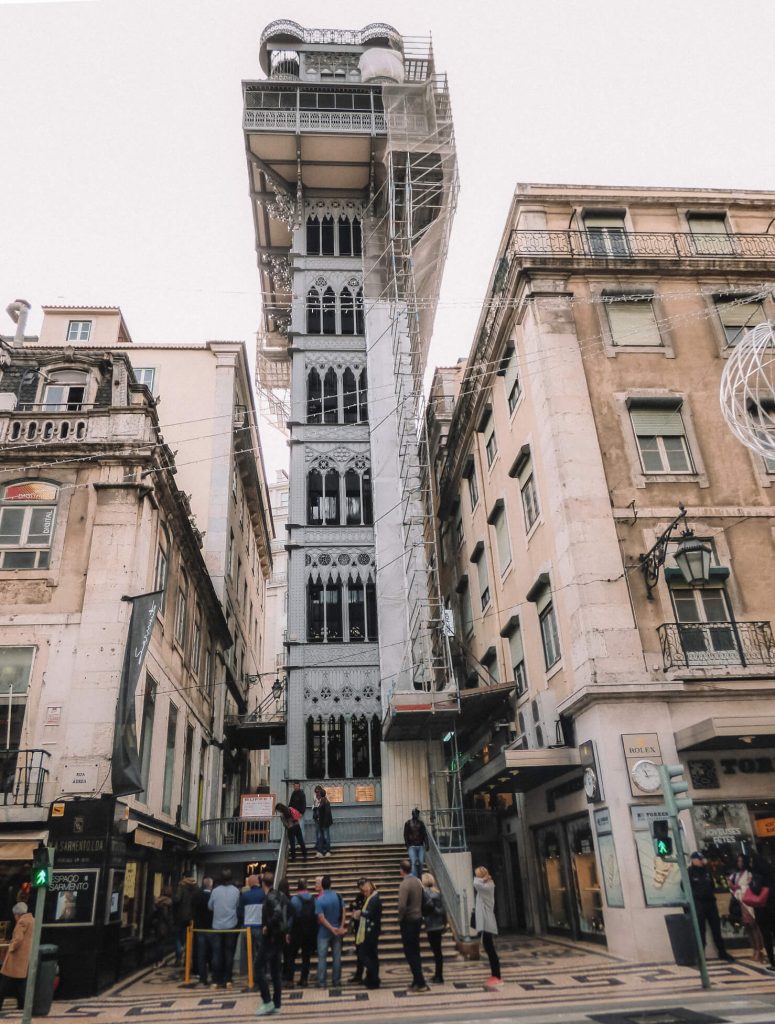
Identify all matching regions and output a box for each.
[246,928,254,991]
[184,924,193,984]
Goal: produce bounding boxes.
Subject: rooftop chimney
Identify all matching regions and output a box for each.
[6,299,31,347]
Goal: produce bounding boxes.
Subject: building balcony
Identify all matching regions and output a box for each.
[224,692,287,750]
[243,107,429,136]
[0,749,50,808]
[658,620,775,671]
[508,229,775,263]
[0,405,152,446]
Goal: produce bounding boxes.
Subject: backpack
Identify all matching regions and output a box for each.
[294,894,317,937]
[264,890,289,939]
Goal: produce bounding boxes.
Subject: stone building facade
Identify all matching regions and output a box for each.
[430,184,775,961]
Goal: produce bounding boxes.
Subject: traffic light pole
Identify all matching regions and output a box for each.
[23,845,54,1024]
[657,766,710,990]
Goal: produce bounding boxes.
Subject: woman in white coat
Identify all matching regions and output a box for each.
[473,866,502,988]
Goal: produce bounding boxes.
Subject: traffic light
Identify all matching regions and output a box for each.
[31,844,50,889]
[651,818,673,857]
[659,763,693,816]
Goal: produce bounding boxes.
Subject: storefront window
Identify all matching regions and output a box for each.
[566,817,605,937]
[692,802,754,942]
[535,824,571,932]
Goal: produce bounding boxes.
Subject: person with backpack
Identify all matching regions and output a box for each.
[421,872,446,984]
[208,869,241,989]
[255,871,289,1016]
[352,879,382,990]
[276,802,307,862]
[315,874,346,988]
[313,786,333,857]
[285,878,317,987]
[172,874,198,967]
[151,884,174,967]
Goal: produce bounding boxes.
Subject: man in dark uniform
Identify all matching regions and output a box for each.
[688,851,733,962]
[289,782,307,819]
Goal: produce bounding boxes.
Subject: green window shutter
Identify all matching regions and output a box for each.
[630,405,685,436]
[606,300,662,347]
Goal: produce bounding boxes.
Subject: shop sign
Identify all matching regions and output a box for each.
[594,808,612,835]
[718,757,775,775]
[622,733,661,759]
[45,706,62,726]
[630,805,668,831]
[355,784,376,803]
[43,868,99,926]
[134,827,163,850]
[692,802,751,847]
[326,785,344,804]
[755,818,775,838]
[54,836,106,866]
[240,794,274,819]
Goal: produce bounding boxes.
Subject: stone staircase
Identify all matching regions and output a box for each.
[283,842,458,970]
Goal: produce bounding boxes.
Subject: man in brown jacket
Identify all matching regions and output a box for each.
[0,902,34,1009]
[397,859,428,993]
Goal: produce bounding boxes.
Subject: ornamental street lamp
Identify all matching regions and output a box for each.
[272,674,285,704]
[639,503,712,599]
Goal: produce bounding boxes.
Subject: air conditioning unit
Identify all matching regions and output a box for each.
[530,690,561,748]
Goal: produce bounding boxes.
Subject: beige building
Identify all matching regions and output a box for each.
[0,304,232,988]
[430,184,775,961]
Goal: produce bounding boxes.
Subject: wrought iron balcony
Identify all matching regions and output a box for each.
[224,689,287,750]
[0,749,50,807]
[508,229,775,261]
[658,620,775,670]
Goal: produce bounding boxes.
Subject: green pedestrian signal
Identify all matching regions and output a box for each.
[31,844,50,888]
[650,818,673,858]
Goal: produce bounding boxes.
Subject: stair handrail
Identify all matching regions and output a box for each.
[425,823,471,942]
[275,820,289,882]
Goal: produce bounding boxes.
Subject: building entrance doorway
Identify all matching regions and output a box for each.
[534,815,605,942]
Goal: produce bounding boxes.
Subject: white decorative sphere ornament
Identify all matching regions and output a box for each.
[720,321,775,461]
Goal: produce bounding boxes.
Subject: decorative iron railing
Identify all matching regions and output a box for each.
[198,817,275,847]
[0,749,50,807]
[658,620,775,670]
[508,229,775,261]
[243,109,428,136]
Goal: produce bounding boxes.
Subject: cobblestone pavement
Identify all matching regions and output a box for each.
[4,937,775,1023]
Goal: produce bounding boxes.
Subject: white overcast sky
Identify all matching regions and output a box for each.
[1,0,774,474]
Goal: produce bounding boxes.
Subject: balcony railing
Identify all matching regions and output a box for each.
[658,620,775,670]
[199,816,277,848]
[508,229,775,261]
[0,749,50,807]
[243,108,428,135]
[0,409,151,445]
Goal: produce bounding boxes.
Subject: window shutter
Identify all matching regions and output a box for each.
[716,299,765,328]
[508,625,524,668]
[535,586,552,615]
[585,213,626,228]
[688,215,728,234]
[629,405,685,436]
[517,455,533,487]
[606,301,662,347]
[503,350,518,392]
[494,509,511,570]
[476,549,489,596]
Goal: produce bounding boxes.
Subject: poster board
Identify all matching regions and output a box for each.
[44,868,99,926]
[105,869,126,925]
[240,794,275,819]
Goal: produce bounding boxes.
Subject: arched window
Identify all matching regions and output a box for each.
[307,368,322,423]
[355,288,365,335]
[338,215,353,257]
[340,287,355,335]
[345,469,372,525]
[328,715,346,777]
[348,576,365,640]
[352,715,370,775]
[321,215,335,256]
[307,287,322,334]
[43,369,88,411]
[307,575,343,642]
[353,218,363,257]
[323,368,338,423]
[0,480,59,570]
[342,368,357,423]
[322,287,337,335]
[307,468,340,525]
[358,368,368,422]
[306,215,321,256]
[306,716,325,779]
[370,714,381,774]
[366,578,378,641]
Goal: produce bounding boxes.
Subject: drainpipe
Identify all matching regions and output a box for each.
[6,299,31,347]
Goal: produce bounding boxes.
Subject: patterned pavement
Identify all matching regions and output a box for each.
[5,937,775,1023]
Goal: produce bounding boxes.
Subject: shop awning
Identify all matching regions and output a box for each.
[462,746,581,796]
[0,830,47,860]
[675,715,775,751]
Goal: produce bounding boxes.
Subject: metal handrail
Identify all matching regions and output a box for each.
[425,824,471,942]
[508,229,775,260]
[275,820,289,881]
[658,620,775,670]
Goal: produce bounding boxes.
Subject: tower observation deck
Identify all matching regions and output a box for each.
[243,19,459,839]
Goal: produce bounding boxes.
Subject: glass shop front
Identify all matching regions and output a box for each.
[534,815,605,942]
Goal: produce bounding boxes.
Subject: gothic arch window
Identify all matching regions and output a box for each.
[344,468,372,526]
[355,288,365,334]
[327,715,346,776]
[370,714,381,774]
[321,215,335,256]
[323,368,338,423]
[307,575,343,643]
[307,367,322,423]
[342,368,357,423]
[306,215,321,256]
[306,716,325,779]
[352,715,370,775]
[322,287,337,335]
[307,468,340,525]
[340,287,355,335]
[358,368,368,422]
[307,287,322,334]
[348,576,365,641]
[366,578,378,641]
[338,215,352,257]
